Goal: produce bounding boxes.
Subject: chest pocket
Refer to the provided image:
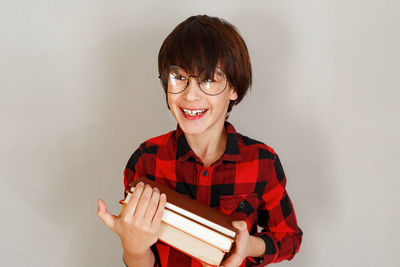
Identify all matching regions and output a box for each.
[219,193,259,221]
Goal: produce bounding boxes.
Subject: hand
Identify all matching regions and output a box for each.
[219,221,250,267]
[97,182,167,256]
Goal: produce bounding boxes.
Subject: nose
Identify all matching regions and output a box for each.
[183,76,202,100]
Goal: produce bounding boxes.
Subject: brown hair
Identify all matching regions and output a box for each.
[158,15,252,114]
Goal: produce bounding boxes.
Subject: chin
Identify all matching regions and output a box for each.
[177,120,208,135]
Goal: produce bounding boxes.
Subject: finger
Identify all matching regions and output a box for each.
[134,184,154,218]
[123,182,145,217]
[151,193,167,230]
[97,199,117,230]
[144,187,160,223]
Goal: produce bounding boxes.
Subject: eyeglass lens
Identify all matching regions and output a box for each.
[160,65,227,95]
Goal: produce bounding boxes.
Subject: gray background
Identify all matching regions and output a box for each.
[1,0,399,266]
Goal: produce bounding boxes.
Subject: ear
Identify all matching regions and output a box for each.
[229,88,238,101]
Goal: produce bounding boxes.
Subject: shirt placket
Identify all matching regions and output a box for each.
[195,163,213,205]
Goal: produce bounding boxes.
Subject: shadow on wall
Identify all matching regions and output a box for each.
[231,9,336,266]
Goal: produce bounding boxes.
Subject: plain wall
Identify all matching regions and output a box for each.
[1,0,399,266]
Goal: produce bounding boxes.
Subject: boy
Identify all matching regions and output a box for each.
[98,15,302,267]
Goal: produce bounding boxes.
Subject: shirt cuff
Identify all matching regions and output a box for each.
[247,233,278,266]
[150,243,161,267]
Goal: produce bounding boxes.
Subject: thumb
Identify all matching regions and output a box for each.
[97,199,117,230]
[232,220,247,231]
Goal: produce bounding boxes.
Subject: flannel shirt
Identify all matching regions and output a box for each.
[123,122,302,266]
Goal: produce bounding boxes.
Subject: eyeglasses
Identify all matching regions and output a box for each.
[158,65,230,96]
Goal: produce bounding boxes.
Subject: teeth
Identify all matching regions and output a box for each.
[183,109,206,116]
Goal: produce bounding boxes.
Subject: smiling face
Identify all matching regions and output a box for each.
[167,66,238,137]
[159,15,252,123]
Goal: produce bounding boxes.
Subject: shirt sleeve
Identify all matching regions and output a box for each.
[123,143,162,267]
[247,154,303,266]
[123,143,145,196]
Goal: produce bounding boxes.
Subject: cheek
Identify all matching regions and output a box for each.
[167,94,174,107]
[167,95,180,113]
[210,98,230,114]
[221,93,234,108]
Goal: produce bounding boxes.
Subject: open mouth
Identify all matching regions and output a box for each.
[180,108,208,119]
[182,108,207,116]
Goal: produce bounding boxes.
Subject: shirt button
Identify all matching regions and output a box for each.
[239,201,245,209]
[194,158,199,163]
[202,170,209,176]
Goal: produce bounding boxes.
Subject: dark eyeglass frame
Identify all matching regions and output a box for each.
[158,65,230,96]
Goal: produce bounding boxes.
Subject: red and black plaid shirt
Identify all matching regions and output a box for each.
[123,122,302,267]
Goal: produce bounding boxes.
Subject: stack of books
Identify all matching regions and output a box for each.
[120,177,237,267]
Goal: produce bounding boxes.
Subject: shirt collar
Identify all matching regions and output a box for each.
[175,121,243,163]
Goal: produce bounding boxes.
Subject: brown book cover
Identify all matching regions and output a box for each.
[129,177,238,237]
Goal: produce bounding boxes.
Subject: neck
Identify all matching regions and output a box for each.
[184,124,227,167]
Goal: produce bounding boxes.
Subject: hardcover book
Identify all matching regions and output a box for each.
[120,177,238,266]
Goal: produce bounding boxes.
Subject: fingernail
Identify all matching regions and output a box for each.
[137,182,144,187]
[153,187,160,192]
[161,193,166,200]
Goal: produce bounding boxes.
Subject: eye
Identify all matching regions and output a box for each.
[200,74,216,83]
[170,74,186,81]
